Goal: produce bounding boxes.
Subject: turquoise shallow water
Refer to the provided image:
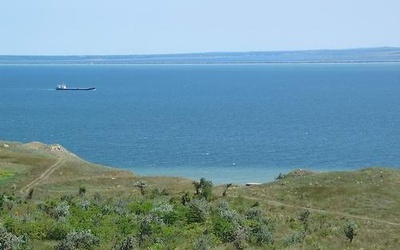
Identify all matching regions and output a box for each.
[1,63,399,184]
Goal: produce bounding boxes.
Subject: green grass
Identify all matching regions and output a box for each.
[0,170,15,185]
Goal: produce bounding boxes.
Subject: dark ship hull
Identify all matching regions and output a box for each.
[56,87,96,91]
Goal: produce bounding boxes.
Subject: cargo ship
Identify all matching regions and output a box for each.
[56,84,95,91]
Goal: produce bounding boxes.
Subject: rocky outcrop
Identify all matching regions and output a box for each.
[25,141,76,157]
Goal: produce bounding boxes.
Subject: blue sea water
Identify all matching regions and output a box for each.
[1,63,399,184]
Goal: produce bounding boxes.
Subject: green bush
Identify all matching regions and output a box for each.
[151,201,178,225]
[212,216,237,242]
[192,178,213,200]
[251,223,274,246]
[55,229,99,250]
[128,200,153,215]
[52,201,70,221]
[46,223,72,240]
[114,235,136,250]
[0,225,28,250]
[343,220,358,243]
[193,234,213,250]
[186,199,210,224]
[245,206,262,221]
[137,214,162,247]
[283,231,305,246]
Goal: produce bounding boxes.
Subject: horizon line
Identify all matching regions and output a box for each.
[1,46,399,57]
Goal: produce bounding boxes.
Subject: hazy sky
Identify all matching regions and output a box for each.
[1,0,399,55]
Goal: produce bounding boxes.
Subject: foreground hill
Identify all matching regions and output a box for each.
[0,141,193,197]
[1,141,399,249]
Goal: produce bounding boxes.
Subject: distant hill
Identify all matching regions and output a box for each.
[1,47,400,64]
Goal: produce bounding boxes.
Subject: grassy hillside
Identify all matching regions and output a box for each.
[1,141,399,249]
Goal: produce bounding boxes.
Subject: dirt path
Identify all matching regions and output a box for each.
[240,194,400,227]
[20,157,66,195]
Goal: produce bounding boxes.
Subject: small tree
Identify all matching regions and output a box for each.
[79,187,86,196]
[134,180,147,196]
[181,192,191,206]
[193,181,201,195]
[192,178,213,200]
[222,183,232,197]
[275,173,284,180]
[27,188,34,200]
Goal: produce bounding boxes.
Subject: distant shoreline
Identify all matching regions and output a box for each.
[1,47,399,65]
[1,61,400,66]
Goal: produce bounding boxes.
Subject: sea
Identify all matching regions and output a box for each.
[1,63,399,184]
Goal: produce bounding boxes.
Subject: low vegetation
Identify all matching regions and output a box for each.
[1,141,399,249]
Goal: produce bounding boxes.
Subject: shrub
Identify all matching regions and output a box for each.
[92,192,102,205]
[298,209,310,224]
[251,224,274,246]
[213,216,237,242]
[245,207,262,221]
[0,193,4,213]
[100,204,114,215]
[186,199,210,223]
[213,200,243,243]
[114,200,128,216]
[151,201,177,225]
[27,189,34,200]
[0,225,27,250]
[233,227,248,250]
[79,199,91,211]
[46,223,71,240]
[52,201,70,221]
[137,215,157,247]
[60,194,74,203]
[128,200,153,215]
[79,187,86,196]
[181,192,191,206]
[343,220,358,243]
[114,235,136,250]
[216,201,242,226]
[192,178,213,200]
[298,209,311,232]
[55,229,99,250]
[193,234,213,250]
[283,231,305,246]
[133,180,147,196]
[26,220,47,240]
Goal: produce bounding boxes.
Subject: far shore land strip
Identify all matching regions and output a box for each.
[1,47,399,65]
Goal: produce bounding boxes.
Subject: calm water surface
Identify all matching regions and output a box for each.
[0,64,399,183]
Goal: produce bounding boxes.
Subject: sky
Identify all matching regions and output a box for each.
[1,0,399,55]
